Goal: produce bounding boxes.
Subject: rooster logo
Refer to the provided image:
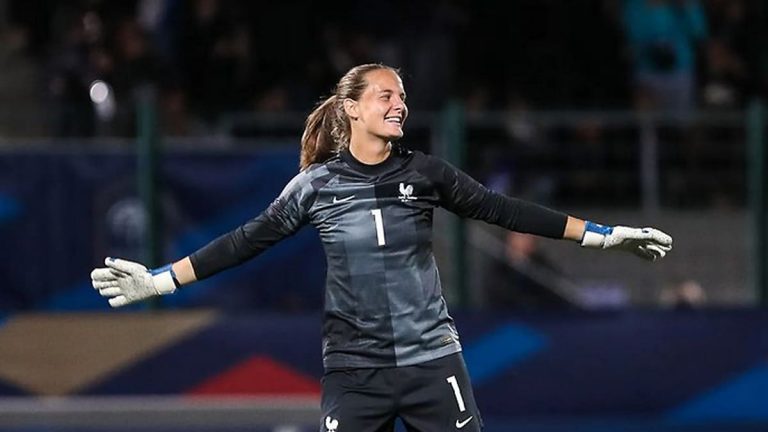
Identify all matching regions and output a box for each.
[325,416,339,432]
[398,183,416,202]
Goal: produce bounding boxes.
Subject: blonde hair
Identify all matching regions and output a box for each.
[300,64,399,170]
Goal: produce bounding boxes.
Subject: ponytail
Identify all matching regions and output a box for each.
[300,95,347,170]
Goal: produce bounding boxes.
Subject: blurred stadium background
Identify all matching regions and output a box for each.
[1,0,767,431]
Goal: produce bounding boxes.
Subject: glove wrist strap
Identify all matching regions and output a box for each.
[581,221,613,248]
[150,264,179,294]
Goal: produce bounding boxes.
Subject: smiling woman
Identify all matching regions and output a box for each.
[91,63,673,432]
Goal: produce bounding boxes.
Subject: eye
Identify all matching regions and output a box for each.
[380,94,390,101]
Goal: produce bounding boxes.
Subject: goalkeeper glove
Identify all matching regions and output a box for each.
[580,221,672,261]
[90,258,179,307]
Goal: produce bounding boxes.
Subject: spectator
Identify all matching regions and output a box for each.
[47,7,99,137]
[110,18,169,136]
[175,0,254,124]
[499,94,557,205]
[622,0,708,112]
[701,0,749,108]
[659,278,707,309]
[0,25,44,137]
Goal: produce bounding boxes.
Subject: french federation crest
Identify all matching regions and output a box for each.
[398,183,417,202]
[325,416,339,432]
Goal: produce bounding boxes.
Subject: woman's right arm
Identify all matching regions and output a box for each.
[91,170,316,306]
[173,169,317,283]
[185,208,303,281]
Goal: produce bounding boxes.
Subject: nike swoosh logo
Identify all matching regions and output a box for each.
[332,195,355,204]
[456,416,473,429]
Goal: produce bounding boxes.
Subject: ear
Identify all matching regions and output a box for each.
[343,98,359,120]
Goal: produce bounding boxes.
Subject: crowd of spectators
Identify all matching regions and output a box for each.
[0,0,764,138]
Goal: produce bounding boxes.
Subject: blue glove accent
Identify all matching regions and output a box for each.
[150,264,180,288]
[585,221,613,236]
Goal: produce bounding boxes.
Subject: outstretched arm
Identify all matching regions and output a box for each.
[422,154,672,260]
[90,212,299,307]
[91,170,317,307]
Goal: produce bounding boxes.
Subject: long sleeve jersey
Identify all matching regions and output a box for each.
[190,145,567,370]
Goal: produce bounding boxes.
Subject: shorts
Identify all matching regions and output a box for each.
[320,352,483,432]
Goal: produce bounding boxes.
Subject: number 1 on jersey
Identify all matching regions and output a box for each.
[370,209,386,246]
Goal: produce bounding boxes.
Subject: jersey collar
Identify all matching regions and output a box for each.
[339,144,405,177]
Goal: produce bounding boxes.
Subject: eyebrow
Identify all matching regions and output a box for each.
[378,89,407,98]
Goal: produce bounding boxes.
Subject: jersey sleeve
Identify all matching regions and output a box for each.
[420,154,567,239]
[189,170,316,280]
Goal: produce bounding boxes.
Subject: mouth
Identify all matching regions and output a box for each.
[384,115,403,126]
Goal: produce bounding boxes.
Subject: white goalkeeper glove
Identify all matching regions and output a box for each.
[90,258,179,307]
[580,221,673,261]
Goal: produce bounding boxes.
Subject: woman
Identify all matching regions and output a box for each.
[91,64,672,432]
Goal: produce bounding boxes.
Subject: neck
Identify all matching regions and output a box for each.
[348,136,392,165]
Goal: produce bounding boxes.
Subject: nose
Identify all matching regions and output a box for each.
[392,98,407,116]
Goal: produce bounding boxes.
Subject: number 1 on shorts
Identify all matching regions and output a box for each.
[446,375,467,412]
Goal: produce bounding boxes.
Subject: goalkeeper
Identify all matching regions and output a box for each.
[91,64,671,432]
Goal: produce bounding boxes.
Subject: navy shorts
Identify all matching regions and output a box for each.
[320,352,483,432]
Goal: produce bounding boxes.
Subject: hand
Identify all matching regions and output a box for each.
[581,222,673,262]
[90,258,178,307]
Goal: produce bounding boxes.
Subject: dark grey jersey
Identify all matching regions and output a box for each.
[190,145,567,369]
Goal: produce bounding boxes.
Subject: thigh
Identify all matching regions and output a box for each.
[320,368,397,432]
[398,353,483,432]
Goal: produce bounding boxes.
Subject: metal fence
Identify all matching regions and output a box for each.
[449,109,755,308]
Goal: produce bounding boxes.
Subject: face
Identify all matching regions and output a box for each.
[346,69,409,143]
